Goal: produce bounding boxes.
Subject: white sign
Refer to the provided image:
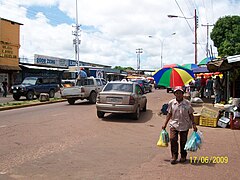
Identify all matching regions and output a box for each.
[96,70,104,78]
[34,54,68,67]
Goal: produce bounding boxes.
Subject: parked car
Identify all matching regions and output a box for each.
[10,77,60,100]
[154,83,166,89]
[130,79,152,93]
[61,77,107,104]
[96,81,147,120]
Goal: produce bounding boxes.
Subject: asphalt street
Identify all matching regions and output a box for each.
[0,89,240,180]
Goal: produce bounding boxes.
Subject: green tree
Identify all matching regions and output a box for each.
[210,15,240,57]
[113,66,135,71]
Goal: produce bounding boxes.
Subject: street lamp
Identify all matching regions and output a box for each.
[136,48,143,74]
[148,33,176,68]
[167,9,198,64]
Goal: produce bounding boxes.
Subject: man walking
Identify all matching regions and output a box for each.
[162,86,197,164]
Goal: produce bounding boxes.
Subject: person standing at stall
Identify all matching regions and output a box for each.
[213,76,222,103]
[199,75,207,98]
[205,76,213,99]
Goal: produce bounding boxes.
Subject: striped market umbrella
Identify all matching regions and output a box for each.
[153,67,194,88]
[182,63,199,70]
[163,64,182,68]
[198,56,215,66]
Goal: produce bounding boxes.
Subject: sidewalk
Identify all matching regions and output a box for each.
[0,92,65,111]
[0,92,62,104]
[0,93,15,104]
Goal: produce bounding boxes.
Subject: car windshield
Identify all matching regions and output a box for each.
[22,77,38,85]
[103,83,133,92]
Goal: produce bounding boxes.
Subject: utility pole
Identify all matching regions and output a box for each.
[168,9,198,64]
[194,9,198,65]
[136,48,143,74]
[202,23,214,57]
[73,0,81,76]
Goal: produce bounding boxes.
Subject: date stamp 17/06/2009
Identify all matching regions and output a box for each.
[190,156,229,164]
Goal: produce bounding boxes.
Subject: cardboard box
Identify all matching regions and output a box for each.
[218,117,230,128]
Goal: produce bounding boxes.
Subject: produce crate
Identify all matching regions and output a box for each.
[199,116,218,127]
[200,106,219,119]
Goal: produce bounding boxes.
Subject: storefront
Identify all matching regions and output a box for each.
[0,18,23,92]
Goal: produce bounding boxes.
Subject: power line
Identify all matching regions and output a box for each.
[202,23,214,57]
[174,0,194,33]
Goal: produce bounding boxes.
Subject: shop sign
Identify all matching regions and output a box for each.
[0,41,17,59]
[34,54,68,67]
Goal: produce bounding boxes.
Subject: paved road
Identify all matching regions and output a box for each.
[0,89,240,180]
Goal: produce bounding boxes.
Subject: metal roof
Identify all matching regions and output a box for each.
[227,54,240,63]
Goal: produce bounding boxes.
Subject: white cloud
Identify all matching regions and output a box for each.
[0,0,239,70]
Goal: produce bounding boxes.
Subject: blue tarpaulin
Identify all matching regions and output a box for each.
[192,66,209,73]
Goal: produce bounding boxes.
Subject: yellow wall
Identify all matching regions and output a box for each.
[0,19,21,67]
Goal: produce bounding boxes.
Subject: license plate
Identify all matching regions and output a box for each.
[107,97,122,103]
[13,90,17,93]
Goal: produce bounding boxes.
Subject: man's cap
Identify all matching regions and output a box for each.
[173,86,184,93]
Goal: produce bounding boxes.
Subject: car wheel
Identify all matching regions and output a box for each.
[97,111,105,118]
[67,98,75,105]
[143,102,147,112]
[13,94,20,101]
[49,89,55,98]
[26,91,34,100]
[89,91,97,104]
[132,106,140,120]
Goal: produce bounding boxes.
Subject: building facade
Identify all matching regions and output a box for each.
[0,17,22,91]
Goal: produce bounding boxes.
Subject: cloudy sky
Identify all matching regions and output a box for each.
[0,0,239,70]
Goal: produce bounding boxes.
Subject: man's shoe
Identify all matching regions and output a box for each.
[179,157,186,163]
[170,159,177,165]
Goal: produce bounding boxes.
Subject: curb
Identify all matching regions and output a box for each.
[0,99,67,111]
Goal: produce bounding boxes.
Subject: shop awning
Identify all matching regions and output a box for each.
[207,58,233,72]
[227,54,240,63]
[0,65,21,70]
[192,66,209,73]
[20,64,68,71]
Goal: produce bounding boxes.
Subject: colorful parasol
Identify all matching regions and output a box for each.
[153,67,194,88]
[182,63,199,70]
[198,56,215,66]
[163,64,182,68]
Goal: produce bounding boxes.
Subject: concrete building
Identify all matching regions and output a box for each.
[0,17,22,90]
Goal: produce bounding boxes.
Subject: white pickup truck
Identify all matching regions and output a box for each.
[61,77,107,105]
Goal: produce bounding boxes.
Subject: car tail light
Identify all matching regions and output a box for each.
[129,95,135,105]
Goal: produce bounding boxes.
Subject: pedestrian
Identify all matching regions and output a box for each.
[199,75,206,98]
[213,76,222,103]
[77,67,87,86]
[205,76,213,99]
[2,79,8,97]
[162,86,197,165]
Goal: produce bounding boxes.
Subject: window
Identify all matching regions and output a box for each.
[101,79,107,85]
[96,79,102,86]
[135,85,142,95]
[85,79,94,86]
